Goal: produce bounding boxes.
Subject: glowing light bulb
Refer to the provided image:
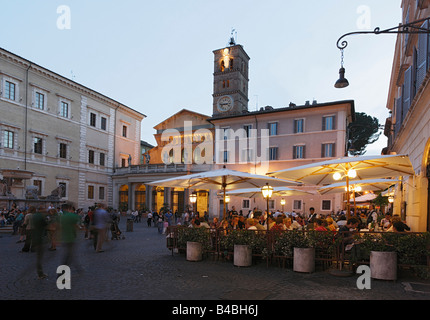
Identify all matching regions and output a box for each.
[347,169,357,179]
[333,172,342,181]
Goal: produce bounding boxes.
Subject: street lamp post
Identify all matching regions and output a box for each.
[280,198,286,212]
[189,192,197,215]
[261,183,273,232]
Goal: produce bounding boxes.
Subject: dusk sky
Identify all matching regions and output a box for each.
[1,1,402,154]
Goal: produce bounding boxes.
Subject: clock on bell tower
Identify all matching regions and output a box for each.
[212,36,250,117]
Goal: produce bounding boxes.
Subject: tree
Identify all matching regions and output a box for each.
[347,112,381,156]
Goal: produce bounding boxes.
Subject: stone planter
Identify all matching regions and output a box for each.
[186,241,202,262]
[234,245,252,267]
[293,247,315,273]
[370,251,397,280]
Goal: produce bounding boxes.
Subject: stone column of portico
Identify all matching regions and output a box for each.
[145,184,153,212]
[165,187,171,210]
[128,182,133,211]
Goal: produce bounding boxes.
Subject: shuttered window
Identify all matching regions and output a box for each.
[416,20,429,90]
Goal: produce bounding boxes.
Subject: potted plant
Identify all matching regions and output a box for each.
[177,227,211,262]
[290,230,315,273]
[217,230,265,265]
[361,233,397,280]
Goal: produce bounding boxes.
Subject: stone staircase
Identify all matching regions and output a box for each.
[0,225,13,233]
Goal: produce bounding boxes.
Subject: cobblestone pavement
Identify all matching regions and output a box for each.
[1,219,430,301]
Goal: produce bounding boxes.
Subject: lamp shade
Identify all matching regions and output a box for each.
[189,193,197,203]
[261,184,273,198]
[334,67,349,88]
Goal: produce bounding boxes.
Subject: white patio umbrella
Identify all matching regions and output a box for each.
[317,178,400,195]
[317,178,399,215]
[148,166,299,220]
[225,186,313,198]
[269,154,415,217]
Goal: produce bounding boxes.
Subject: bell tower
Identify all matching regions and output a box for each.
[212,34,250,117]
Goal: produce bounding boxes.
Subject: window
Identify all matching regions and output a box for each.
[242,149,253,162]
[35,92,45,110]
[122,125,127,138]
[293,200,302,210]
[268,122,278,136]
[293,145,305,159]
[59,143,67,159]
[3,130,14,149]
[60,101,69,118]
[322,200,331,211]
[269,199,275,209]
[101,117,107,130]
[223,150,229,163]
[99,153,105,166]
[99,186,105,200]
[88,150,95,164]
[90,113,96,127]
[322,143,335,158]
[269,147,278,161]
[5,81,16,100]
[222,127,230,140]
[243,124,252,138]
[294,119,304,133]
[121,158,126,167]
[242,199,250,209]
[88,185,94,199]
[322,116,335,131]
[34,137,43,154]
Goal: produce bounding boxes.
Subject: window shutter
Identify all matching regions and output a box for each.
[417,20,428,89]
[321,144,325,158]
[403,66,412,117]
[332,143,336,157]
[394,96,403,137]
[303,146,306,159]
[322,117,326,131]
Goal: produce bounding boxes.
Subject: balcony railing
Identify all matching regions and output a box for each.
[113,163,213,175]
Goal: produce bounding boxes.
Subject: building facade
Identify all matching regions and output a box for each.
[383,0,430,231]
[113,37,355,218]
[0,47,145,210]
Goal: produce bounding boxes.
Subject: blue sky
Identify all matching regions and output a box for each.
[1,1,402,154]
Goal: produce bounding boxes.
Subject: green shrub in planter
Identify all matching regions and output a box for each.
[219,230,268,256]
[359,232,430,265]
[177,227,212,252]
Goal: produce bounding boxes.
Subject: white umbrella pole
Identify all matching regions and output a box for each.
[346,175,351,219]
[222,176,227,221]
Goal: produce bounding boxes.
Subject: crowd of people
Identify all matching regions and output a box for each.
[149,204,411,235]
[1,202,124,279]
[2,200,411,279]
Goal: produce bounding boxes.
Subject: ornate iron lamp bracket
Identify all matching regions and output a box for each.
[336,16,430,50]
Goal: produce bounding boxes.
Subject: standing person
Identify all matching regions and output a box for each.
[164,210,173,226]
[147,211,153,227]
[307,207,319,224]
[46,208,59,251]
[12,210,24,235]
[21,207,35,252]
[32,206,48,279]
[93,203,110,253]
[157,214,164,234]
[60,202,81,269]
